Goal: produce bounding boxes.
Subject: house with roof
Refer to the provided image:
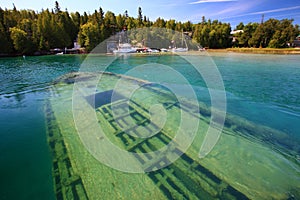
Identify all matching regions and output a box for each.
[292,35,300,48]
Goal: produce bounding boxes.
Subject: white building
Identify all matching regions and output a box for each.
[230,30,244,35]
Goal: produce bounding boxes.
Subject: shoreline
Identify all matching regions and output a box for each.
[1,48,300,58]
[207,48,300,55]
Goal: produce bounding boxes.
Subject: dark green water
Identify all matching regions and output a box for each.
[0,53,299,199]
[0,55,85,199]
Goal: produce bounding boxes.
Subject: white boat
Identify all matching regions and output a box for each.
[171,31,188,52]
[171,47,188,52]
[147,48,160,53]
[113,43,136,53]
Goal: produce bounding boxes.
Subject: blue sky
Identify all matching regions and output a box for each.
[1,0,300,28]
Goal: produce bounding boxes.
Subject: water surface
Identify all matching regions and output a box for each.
[0,53,299,199]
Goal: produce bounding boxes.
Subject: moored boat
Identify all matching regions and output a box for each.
[113,43,137,53]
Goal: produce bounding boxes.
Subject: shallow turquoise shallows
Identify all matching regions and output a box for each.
[0,53,299,199]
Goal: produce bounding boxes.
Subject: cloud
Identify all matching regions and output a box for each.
[215,0,261,16]
[251,5,300,15]
[189,0,237,4]
[221,5,300,19]
[159,0,186,7]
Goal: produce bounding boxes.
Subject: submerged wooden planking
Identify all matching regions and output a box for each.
[45,72,300,199]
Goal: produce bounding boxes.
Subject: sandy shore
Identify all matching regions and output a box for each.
[207,48,300,55]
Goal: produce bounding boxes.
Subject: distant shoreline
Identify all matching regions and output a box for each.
[207,48,300,55]
[1,48,300,58]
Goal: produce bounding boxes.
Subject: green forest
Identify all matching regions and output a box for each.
[0,1,299,55]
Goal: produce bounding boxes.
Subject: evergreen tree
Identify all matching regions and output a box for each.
[236,22,244,30]
[0,7,13,53]
[236,23,258,47]
[54,1,61,13]
[10,27,28,53]
[269,19,297,48]
[0,5,299,55]
[78,22,101,51]
[138,7,143,27]
[166,19,176,30]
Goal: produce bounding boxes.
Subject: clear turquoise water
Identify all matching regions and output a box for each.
[214,53,300,139]
[0,53,299,199]
[105,54,300,141]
